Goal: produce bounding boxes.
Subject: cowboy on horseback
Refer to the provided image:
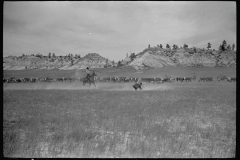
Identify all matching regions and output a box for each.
[83,67,97,87]
[86,67,91,82]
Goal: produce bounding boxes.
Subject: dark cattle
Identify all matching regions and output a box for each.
[127,77,133,82]
[56,77,65,82]
[8,79,16,83]
[185,73,197,82]
[124,77,132,83]
[96,77,103,83]
[139,78,147,83]
[71,78,78,82]
[97,77,103,82]
[15,78,23,83]
[45,77,54,82]
[206,77,213,82]
[23,78,31,83]
[176,77,184,82]
[110,77,118,83]
[100,77,110,83]
[198,77,213,82]
[95,77,101,82]
[30,78,38,83]
[148,78,155,83]
[152,78,163,84]
[63,77,73,82]
[3,78,8,83]
[162,77,172,83]
[141,78,152,83]
[146,77,163,84]
[170,77,176,82]
[217,76,229,82]
[20,78,25,82]
[7,77,16,83]
[228,77,236,82]
[133,82,142,91]
[184,77,192,82]
[131,77,138,82]
[117,77,126,83]
[38,78,45,82]
[163,75,174,83]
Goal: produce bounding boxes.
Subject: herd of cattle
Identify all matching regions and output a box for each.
[3,75,236,84]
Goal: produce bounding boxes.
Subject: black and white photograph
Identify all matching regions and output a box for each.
[3,1,236,158]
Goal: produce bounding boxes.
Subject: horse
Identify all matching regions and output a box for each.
[83,71,97,87]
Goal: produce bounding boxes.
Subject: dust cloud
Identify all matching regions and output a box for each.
[3,69,174,91]
[3,82,173,91]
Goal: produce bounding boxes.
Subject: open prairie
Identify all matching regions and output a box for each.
[3,67,236,158]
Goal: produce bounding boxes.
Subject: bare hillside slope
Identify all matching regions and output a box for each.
[124,47,236,69]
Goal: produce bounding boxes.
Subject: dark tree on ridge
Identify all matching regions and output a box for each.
[232,44,235,51]
[207,42,211,50]
[183,44,188,49]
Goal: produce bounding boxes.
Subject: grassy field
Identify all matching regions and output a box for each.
[3,81,236,158]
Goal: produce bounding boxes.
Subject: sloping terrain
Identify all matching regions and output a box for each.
[3,53,114,70]
[125,47,236,69]
[3,48,236,70]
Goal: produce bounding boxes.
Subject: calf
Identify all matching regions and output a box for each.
[133,82,142,91]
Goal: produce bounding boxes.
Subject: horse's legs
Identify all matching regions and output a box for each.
[92,82,96,87]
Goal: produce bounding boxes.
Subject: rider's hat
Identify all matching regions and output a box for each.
[86,67,89,69]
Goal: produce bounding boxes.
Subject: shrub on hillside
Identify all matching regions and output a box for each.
[36,53,43,58]
[129,53,137,61]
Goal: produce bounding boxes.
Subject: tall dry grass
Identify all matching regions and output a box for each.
[3,82,236,158]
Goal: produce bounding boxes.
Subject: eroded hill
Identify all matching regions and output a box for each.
[124,47,236,70]
[3,53,115,70]
[3,48,236,70]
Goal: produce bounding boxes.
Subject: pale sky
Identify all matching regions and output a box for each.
[3,1,236,61]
